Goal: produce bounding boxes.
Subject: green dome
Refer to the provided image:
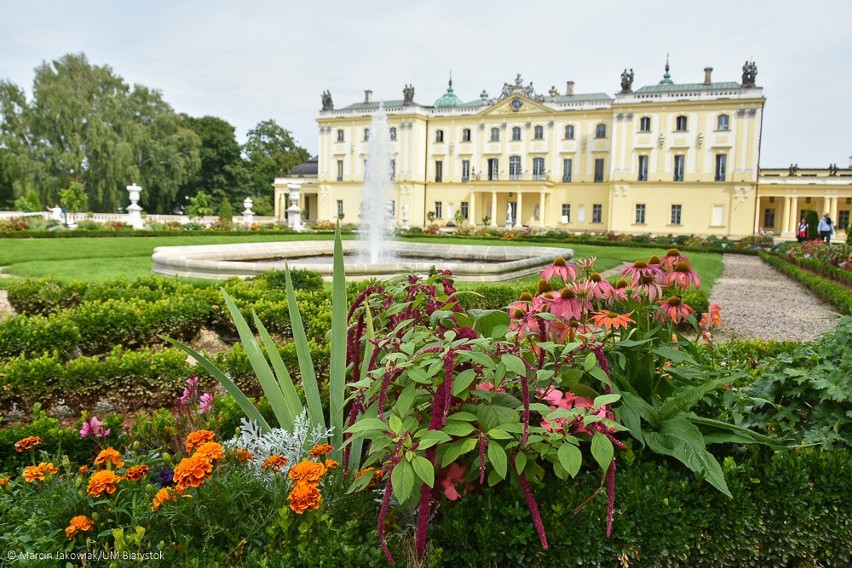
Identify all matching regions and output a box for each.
[434,77,462,108]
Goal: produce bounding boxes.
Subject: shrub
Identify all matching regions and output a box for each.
[0,313,81,361]
[759,252,852,314]
[6,277,87,315]
[252,268,324,292]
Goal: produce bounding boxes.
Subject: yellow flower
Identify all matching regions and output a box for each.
[23,466,44,483]
[194,441,225,463]
[185,430,215,454]
[37,462,58,477]
[65,515,94,539]
[93,447,124,470]
[288,482,322,514]
[288,460,326,484]
[14,436,42,452]
[173,454,213,493]
[261,454,288,473]
[151,487,174,512]
[87,470,121,497]
[124,465,150,481]
[308,443,334,458]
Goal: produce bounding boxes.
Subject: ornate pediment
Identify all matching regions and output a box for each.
[477,74,550,116]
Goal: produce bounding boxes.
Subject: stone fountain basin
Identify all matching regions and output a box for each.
[151,240,573,282]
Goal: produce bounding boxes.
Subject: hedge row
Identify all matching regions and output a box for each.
[785,253,852,286]
[759,252,852,314]
[0,342,330,413]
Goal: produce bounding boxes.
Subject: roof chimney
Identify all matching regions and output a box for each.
[703,67,713,85]
[566,81,575,96]
[364,90,373,104]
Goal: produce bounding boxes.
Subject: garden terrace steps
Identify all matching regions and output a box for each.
[709,254,839,342]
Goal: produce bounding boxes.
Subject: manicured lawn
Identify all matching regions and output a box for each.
[0,234,723,294]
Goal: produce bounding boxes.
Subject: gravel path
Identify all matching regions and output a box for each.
[709,255,840,342]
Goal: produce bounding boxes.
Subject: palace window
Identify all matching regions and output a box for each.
[711,205,725,227]
[461,160,470,182]
[763,208,775,228]
[595,123,607,139]
[532,157,545,180]
[336,160,343,181]
[512,127,522,141]
[675,115,688,131]
[838,210,849,231]
[509,156,522,180]
[638,155,649,181]
[434,201,443,219]
[462,128,471,142]
[435,160,443,183]
[389,159,396,181]
[534,125,544,140]
[564,124,575,139]
[389,127,397,141]
[715,153,727,181]
[337,200,344,218]
[562,158,573,182]
[674,155,685,182]
[594,158,605,182]
[336,129,344,142]
[488,158,499,180]
[717,114,730,131]
[460,201,469,219]
[639,116,651,132]
[561,204,571,223]
[490,127,500,142]
[635,204,646,224]
[364,128,370,141]
[435,129,444,143]
[592,204,603,223]
[671,204,682,225]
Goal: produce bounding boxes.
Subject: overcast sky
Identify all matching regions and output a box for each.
[2,0,850,167]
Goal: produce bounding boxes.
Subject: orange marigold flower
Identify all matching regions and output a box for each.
[14,436,42,452]
[78,465,90,477]
[87,470,121,497]
[65,515,95,540]
[324,459,340,471]
[308,443,334,458]
[262,454,288,473]
[151,487,175,512]
[94,447,124,470]
[124,464,150,481]
[0,475,10,487]
[185,430,216,454]
[288,460,326,484]
[173,454,213,492]
[194,441,225,462]
[288,481,322,514]
[37,462,58,476]
[23,466,44,483]
[232,449,253,464]
[355,467,382,488]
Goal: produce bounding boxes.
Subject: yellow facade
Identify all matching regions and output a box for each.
[305,64,849,238]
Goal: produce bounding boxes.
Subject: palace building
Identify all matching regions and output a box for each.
[274,61,851,239]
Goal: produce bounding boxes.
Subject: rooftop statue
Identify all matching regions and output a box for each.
[620,68,634,93]
[741,61,758,87]
[321,90,333,111]
[402,84,415,105]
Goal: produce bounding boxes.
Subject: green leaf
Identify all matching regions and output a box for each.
[346,418,388,435]
[515,451,528,475]
[452,369,478,396]
[557,443,583,478]
[651,345,697,365]
[501,353,527,376]
[469,309,511,339]
[593,393,621,407]
[252,314,301,430]
[486,428,514,440]
[391,461,416,503]
[347,470,376,494]
[441,421,476,437]
[473,404,519,432]
[583,352,597,371]
[284,264,325,433]
[411,455,435,488]
[440,438,478,467]
[487,442,508,479]
[389,414,403,435]
[590,432,614,473]
[416,430,452,449]
[658,378,727,422]
[396,383,416,416]
[329,224,349,455]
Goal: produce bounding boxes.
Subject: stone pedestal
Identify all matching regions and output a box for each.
[126,183,144,229]
[286,184,303,231]
[242,197,254,227]
[401,203,409,230]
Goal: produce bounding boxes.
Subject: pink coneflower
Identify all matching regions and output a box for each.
[542,287,584,321]
[509,294,541,339]
[656,295,695,324]
[541,257,578,285]
[607,278,632,304]
[590,310,635,330]
[664,261,701,290]
[567,281,594,315]
[621,260,662,286]
[574,256,598,273]
[633,274,663,302]
[587,272,615,302]
[659,248,691,271]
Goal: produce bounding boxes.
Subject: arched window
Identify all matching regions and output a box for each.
[675,115,688,131]
[490,127,500,142]
[512,127,522,141]
[595,123,607,139]
[639,117,651,132]
[389,127,397,141]
[534,125,544,140]
[564,124,575,139]
[716,114,730,131]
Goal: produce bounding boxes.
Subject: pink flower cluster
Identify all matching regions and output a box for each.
[178,376,214,414]
[79,415,110,439]
[538,388,614,436]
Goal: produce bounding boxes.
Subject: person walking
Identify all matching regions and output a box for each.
[796,217,809,243]
[817,212,834,244]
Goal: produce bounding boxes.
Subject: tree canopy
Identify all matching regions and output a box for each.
[243,119,310,215]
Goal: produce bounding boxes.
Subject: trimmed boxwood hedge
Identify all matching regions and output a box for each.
[760,251,852,314]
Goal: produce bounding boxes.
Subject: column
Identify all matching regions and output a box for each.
[788,196,798,234]
[539,191,546,228]
[517,192,523,227]
[781,196,791,235]
[491,191,498,227]
[829,195,839,222]
[469,190,476,226]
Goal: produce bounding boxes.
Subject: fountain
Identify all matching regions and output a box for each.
[151,97,573,282]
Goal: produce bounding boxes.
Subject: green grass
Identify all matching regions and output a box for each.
[0,234,723,295]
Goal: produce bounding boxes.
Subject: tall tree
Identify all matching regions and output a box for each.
[0,53,201,213]
[178,115,247,210]
[243,119,310,214]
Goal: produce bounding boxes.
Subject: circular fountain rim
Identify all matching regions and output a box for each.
[151,240,574,282]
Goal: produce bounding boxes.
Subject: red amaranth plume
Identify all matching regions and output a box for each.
[519,472,548,550]
[606,459,616,537]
